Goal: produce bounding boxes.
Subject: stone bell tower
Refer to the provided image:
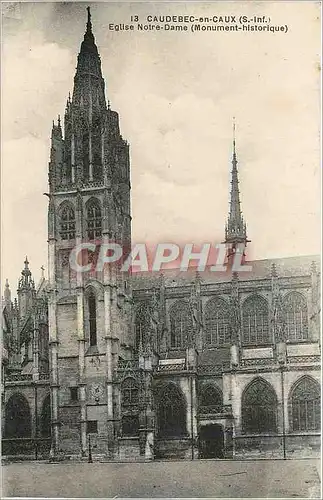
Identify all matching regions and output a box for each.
[47,7,132,458]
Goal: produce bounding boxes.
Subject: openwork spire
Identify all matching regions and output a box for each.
[225,119,248,246]
[72,7,107,112]
[75,6,101,77]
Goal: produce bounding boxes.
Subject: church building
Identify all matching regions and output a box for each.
[2,8,321,462]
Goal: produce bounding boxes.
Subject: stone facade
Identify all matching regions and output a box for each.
[2,8,321,461]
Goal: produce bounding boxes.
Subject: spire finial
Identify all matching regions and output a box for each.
[24,256,29,268]
[233,116,236,154]
[58,115,61,127]
[232,271,239,282]
[41,265,45,279]
[86,6,92,32]
[271,262,278,278]
[4,278,11,303]
[311,260,317,274]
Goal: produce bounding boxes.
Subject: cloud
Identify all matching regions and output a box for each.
[1,136,48,289]
[2,30,74,142]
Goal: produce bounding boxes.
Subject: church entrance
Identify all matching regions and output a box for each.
[199,424,224,459]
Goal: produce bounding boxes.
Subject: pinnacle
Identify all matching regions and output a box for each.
[271,263,278,278]
[86,6,92,33]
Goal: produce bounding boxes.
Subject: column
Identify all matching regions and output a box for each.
[89,133,93,181]
[71,134,75,183]
[48,236,59,457]
[230,370,240,458]
[32,315,39,381]
[76,247,87,456]
[103,235,114,454]
[143,355,154,460]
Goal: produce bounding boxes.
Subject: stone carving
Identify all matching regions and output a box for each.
[61,251,70,267]
[271,265,286,342]
[240,358,274,367]
[189,276,203,348]
[310,262,320,341]
[150,289,160,350]
[90,383,104,403]
[229,273,240,344]
[89,355,101,370]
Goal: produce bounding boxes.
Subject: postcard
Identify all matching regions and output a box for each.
[1,1,321,498]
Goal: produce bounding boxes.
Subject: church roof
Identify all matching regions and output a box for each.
[131,254,320,290]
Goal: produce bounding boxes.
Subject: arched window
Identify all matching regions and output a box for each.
[290,376,320,431]
[41,395,51,437]
[242,378,277,434]
[199,385,223,414]
[121,378,139,436]
[283,292,308,341]
[59,204,75,240]
[242,295,270,345]
[204,298,230,346]
[88,292,97,346]
[5,393,32,438]
[86,199,102,239]
[169,300,192,349]
[135,302,151,350]
[158,384,186,437]
[121,378,139,408]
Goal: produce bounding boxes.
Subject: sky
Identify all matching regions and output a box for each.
[1,1,321,296]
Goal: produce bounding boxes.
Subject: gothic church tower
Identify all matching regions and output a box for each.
[47,8,132,458]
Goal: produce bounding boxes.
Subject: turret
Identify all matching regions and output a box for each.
[48,117,64,191]
[17,256,35,322]
[3,279,11,310]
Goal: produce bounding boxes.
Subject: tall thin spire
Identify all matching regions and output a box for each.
[225,119,248,248]
[86,6,92,32]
